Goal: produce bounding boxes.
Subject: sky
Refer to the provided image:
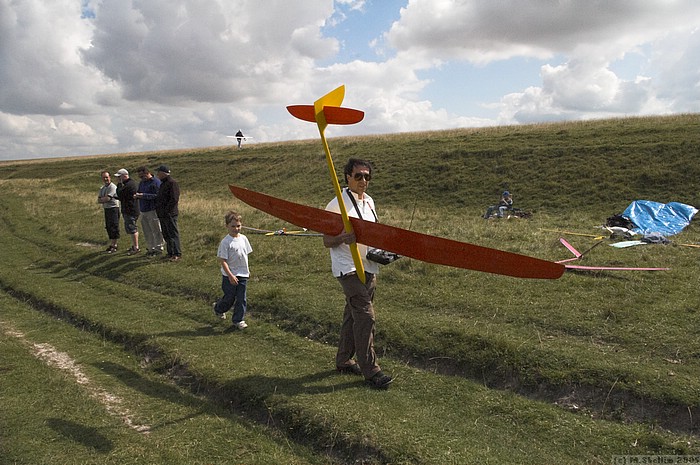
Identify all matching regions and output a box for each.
[1,0,699,161]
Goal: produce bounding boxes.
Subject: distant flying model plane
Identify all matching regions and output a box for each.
[226,130,252,149]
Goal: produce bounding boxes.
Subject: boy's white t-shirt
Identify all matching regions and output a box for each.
[218,234,252,277]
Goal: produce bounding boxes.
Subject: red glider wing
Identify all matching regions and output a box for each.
[229,185,565,280]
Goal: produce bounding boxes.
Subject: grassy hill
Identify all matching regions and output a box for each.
[1,114,699,464]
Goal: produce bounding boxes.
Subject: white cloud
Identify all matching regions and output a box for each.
[388,0,700,63]
[494,61,667,124]
[0,0,101,115]
[1,0,699,160]
[389,0,700,124]
[81,0,337,104]
[652,29,700,112]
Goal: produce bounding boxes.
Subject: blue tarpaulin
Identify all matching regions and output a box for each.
[622,200,698,236]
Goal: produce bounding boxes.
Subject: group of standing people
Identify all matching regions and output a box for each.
[98,164,182,261]
[97,157,393,389]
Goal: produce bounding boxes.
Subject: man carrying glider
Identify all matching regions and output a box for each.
[323,158,393,389]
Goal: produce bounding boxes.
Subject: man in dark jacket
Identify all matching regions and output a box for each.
[155,165,182,262]
[114,168,140,255]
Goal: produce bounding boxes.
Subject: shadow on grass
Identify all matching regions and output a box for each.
[47,418,113,453]
[221,370,363,401]
[97,360,360,403]
[94,361,216,433]
[155,325,219,338]
[69,252,156,278]
[96,362,191,401]
[32,252,155,282]
[94,361,361,428]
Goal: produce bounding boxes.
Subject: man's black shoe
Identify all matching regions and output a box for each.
[366,371,393,389]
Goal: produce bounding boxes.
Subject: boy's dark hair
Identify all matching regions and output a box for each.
[136,166,150,175]
[225,211,242,225]
[343,158,373,184]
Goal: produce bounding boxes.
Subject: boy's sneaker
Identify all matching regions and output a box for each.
[127,247,140,255]
[233,321,248,329]
[212,302,225,319]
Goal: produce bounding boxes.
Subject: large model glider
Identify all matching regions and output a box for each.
[286,86,368,281]
[229,185,565,279]
[230,85,565,279]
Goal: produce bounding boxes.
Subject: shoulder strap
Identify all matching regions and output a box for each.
[344,188,378,222]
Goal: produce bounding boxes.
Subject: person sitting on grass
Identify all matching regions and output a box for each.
[483,191,513,219]
[212,211,252,330]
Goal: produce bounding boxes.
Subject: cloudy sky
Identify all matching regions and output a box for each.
[1,0,699,161]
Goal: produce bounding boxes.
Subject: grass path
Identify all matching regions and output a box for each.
[0,297,325,465]
[1,194,697,464]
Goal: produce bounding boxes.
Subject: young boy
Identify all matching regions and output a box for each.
[213,211,253,329]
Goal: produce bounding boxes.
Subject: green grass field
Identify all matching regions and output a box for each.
[1,114,699,464]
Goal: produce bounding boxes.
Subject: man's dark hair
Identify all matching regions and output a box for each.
[343,158,373,184]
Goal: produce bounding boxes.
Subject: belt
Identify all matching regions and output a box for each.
[338,271,374,278]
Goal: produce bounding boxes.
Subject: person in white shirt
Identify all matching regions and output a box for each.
[97,171,120,253]
[323,158,393,389]
[213,211,253,330]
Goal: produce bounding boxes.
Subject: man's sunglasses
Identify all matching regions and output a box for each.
[352,172,371,181]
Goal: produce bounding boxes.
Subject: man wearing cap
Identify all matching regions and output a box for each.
[155,165,182,261]
[483,191,513,219]
[114,168,141,254]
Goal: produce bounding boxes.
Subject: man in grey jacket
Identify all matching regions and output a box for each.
[97,170,120,253]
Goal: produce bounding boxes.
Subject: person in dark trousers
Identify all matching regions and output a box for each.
[134,166,165,257]
[323,158,393,389]
[155,165,182,262]
[212,211,253,329]
[483,191,513,219]
[114,168,140,254]
[235,130,244,149]
[97,170,120,253]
